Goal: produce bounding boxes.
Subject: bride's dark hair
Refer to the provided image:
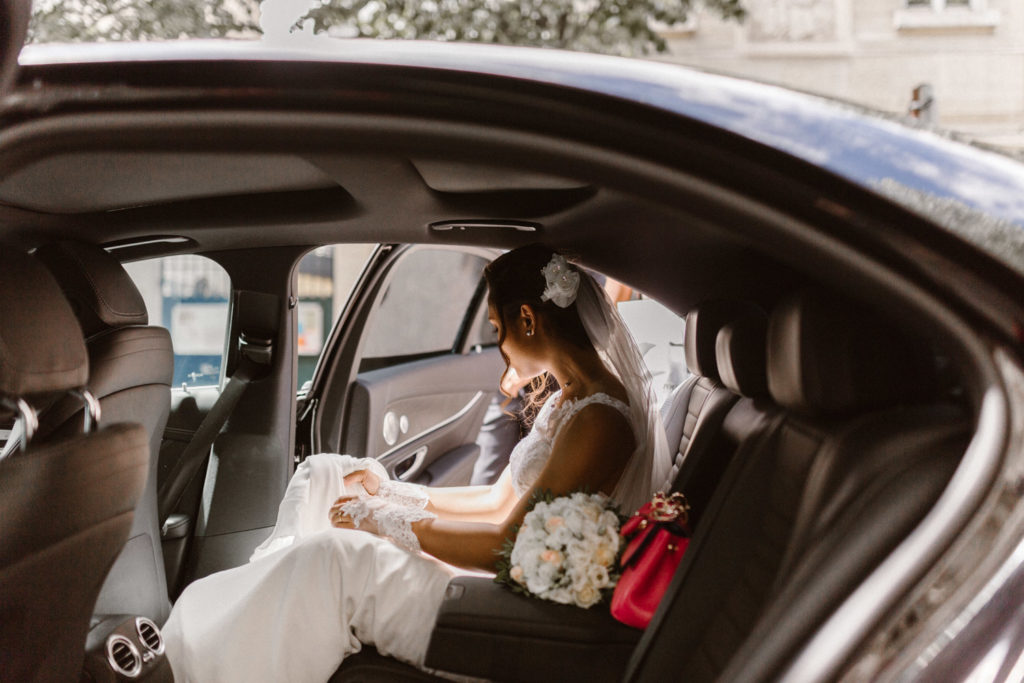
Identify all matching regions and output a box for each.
[484,244,594,409]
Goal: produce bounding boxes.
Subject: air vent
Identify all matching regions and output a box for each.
[136,617,165,656]
[106,635,142,678]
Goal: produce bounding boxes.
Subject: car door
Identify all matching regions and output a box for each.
[303,244,507,487]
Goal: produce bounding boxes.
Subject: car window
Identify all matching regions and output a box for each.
[123,254,231,388]
[617,297,688,409]
[296,244,376,388]
[465,297,500,349]
[361,248,490,365]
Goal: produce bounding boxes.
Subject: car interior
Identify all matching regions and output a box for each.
[0,38,1008,683]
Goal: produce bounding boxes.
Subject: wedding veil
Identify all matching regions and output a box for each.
[574,271,672,514]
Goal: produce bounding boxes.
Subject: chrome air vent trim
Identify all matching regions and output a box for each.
[136,617,165,656]
[106,634,142,677]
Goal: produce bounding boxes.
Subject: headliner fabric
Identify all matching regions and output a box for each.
[35,241,148,338]
[0,247,88,397]
[766,290,918,415]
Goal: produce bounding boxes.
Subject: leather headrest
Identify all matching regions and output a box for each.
[767,291,919,415]
[684,300,765,382]
[716,312,768,397]
[0,247,89,397]
[35,242,148,338]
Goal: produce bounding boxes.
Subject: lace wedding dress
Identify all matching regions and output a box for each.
[162,390,632,683]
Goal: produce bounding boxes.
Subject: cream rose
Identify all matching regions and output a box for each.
[594,545,615,567]
[541,549,564,567]
[575,584,600,608]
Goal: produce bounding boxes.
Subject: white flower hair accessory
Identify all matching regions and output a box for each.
[539,253,581,308]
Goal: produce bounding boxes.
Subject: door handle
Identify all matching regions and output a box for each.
[394,445,428,481]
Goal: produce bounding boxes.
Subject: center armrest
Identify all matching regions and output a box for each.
[424,576,642,683]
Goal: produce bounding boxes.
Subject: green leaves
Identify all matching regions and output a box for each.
[299,0,748,56]
[28,0,746,57]
[28,0,261,43]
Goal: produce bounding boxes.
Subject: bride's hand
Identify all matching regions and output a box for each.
[342,468,381,496]
[329,496,380,534]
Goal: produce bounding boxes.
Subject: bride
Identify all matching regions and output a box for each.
[162,244,671,682]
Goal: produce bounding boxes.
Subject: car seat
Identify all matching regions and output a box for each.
[34,241,174,623]
[0,246,149,682]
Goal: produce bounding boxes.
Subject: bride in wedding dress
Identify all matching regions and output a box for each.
[162,244,672,682]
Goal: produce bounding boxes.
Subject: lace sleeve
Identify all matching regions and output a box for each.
[339,480,436,553]
[376,479,431,508]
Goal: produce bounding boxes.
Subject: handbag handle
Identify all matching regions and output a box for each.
[620,519,689,568]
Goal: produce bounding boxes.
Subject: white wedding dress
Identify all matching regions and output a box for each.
[162,391,633,683]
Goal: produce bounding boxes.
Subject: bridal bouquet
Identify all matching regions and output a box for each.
[495,491,624,608]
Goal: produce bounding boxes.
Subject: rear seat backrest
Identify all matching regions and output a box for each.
[0,248,150,682]
[661,300,764,521]
[626,290,968,683]
[34,241,174,623]
[664,304,768,527]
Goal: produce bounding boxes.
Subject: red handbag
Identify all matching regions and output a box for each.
[610,492,691,629]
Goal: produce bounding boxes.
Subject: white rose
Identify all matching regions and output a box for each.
[575,584,601,608]
[587,563,610,588]
[593,544,616,567]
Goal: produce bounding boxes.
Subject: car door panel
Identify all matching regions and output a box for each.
[344,348,503,485]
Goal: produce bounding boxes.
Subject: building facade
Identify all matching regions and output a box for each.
[660,0,1024,152]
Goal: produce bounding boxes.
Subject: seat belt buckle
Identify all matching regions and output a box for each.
[238,332,273,365]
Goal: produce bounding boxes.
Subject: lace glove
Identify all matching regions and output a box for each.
[339,493,436,553]
[376,479,430,508]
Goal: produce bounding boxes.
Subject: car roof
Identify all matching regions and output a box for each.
[4,39,1024,318]
[18,39,1024,236]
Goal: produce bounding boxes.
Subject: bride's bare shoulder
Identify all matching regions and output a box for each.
[555,399,634,462]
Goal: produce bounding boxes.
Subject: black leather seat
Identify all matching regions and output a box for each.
[0,247,150,682]
[626,290,969,682]
[661,301,767,526]
[661,303,757,475]
[34,241,174,623]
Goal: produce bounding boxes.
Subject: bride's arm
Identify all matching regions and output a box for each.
[340,463,516,523]
[411,404,634,571]
[422,469,517,523]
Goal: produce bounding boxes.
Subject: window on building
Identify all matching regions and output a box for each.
[897,0,997,29]
[123,254,231,388]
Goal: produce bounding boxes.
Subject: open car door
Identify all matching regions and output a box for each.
[304,245,508,487]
